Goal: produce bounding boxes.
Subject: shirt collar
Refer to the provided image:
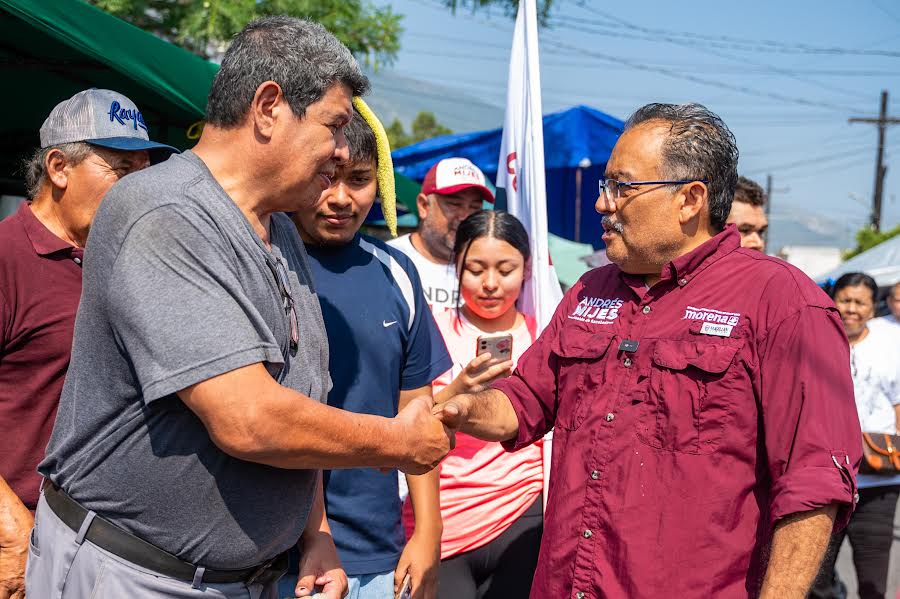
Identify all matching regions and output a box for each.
[618,225,741,292]
[665,224,741,286]
[18,202,76,256]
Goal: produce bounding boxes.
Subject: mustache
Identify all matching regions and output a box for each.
[601,215,624,234]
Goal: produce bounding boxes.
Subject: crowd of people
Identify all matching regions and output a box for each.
[0,13,898,599]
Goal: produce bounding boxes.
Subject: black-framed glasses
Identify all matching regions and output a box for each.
[266,256,299,355]
[599,178,709,201]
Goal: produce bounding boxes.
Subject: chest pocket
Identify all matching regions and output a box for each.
[639,339,742,454]
[550,325,615,431]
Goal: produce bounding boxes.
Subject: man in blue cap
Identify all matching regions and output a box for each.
[0,88,176,599]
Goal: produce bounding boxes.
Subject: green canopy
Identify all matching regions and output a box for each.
[0,0,419,211]
[0,0,217,192]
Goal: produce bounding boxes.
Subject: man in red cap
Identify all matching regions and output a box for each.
[388,158,494,312]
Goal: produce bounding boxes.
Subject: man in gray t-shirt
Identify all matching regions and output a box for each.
[29,17,453,599]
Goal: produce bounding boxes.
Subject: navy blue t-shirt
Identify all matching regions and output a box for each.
[306,233,452,575]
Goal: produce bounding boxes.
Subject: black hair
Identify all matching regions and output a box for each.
[453,210,531,270]
[832,272,878,304]
[344,107,377,166]
[734,176,766,207]
[451,210,531,318]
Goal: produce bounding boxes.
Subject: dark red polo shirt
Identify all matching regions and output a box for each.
[495,226,861,599]
[0,202,83,511]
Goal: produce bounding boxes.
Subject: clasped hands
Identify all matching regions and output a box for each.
[394,353,511,475]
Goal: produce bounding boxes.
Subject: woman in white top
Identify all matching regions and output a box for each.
[811,272,900,599]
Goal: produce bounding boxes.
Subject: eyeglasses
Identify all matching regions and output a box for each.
[599,178,709,201]
[267,256,299,355]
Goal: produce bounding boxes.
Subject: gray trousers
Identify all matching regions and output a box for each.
[25,493,278,599]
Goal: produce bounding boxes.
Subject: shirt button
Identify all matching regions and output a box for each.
[576,593,586,599]
[73,257,82,265]
[624,357,633,367]
[679,278,688,286]
[590,470,599,480]
[582,529,593,538]
[642,305,651,314]
[605,413,615,422]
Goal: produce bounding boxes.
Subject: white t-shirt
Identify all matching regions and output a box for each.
[868,313,900,333]
[851,325,900,488]
[387,233,460,312]
[851,325,900,433]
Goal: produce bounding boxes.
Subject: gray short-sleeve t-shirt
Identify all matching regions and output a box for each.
[39,151,331,569]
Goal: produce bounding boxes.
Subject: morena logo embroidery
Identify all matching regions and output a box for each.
[682,305,740,326]
[108,101,148,132]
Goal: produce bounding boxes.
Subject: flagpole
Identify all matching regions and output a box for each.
[496,0,562,513]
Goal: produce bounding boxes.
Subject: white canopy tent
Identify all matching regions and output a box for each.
[818,234,900,288]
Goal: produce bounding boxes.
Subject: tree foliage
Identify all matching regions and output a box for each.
[386,111,453,149]
[89,0,402,64]
[441,0,559,25]
[843,223,900,260]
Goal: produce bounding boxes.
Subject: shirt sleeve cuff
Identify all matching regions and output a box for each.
[493,376,539,453]
[769,460,857,531]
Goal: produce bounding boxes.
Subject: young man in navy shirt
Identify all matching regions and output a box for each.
[284,108,451,599]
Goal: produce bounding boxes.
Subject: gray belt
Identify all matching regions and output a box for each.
[42,481,288,586]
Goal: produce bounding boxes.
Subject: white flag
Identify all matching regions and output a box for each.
[496,0,563,334]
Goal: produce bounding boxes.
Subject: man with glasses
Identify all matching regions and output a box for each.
[388,158,493,312]
[435,103,861,599]
[0,88,175,599]
[29,18,452,599]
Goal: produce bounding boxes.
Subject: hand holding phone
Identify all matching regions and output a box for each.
[396,573,411,599]
[476,332,513,361]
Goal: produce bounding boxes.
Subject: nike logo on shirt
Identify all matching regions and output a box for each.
[383,320,397,328]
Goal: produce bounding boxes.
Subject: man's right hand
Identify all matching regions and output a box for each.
[0,477,32,599]
[432,397,469,433]
[394,396,455,474]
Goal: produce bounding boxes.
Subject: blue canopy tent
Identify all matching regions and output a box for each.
[389,105,624,247]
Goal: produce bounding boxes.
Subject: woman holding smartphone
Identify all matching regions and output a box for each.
[404,210,544,599]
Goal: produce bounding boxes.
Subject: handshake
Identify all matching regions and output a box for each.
[390,394,471,475]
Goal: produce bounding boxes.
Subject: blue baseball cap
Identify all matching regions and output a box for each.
[39,89,179,161]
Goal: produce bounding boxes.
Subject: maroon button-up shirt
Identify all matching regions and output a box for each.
[495,226,860,599]
[0,202,83,510]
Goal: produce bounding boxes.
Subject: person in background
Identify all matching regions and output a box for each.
[725,175,768,252]
[28,18,451,599]
[433,102,861,599]
[869,281,900,332]
[811,272,900,599]
[404,210,544,599]
[387,158,492,312]
[0,88,175,599]
[287,103,451,599]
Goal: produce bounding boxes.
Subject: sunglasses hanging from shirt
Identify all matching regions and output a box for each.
[265,256,299,357]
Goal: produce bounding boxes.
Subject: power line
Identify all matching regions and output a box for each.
[403,33,900,76]
[551,10,872,102]
[556,11,900,58]
[409,0,864,113]
[743,141,878,176]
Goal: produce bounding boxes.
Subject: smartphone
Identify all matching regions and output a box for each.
[396,574,411,599]
[476,332,513,361]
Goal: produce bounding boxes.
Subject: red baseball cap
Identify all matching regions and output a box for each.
[421,158,494,203]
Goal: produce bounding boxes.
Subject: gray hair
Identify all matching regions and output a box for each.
[625,103,739,230]
[23,142,93,198]
[206,16,370,127]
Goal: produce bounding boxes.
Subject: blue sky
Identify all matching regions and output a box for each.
[384,0,900,248]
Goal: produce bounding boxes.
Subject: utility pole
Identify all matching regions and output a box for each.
[849,90,900,232]
[764,174,772,247]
